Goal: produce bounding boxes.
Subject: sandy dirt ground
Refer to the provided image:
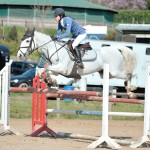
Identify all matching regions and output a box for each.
[0,119,149,150]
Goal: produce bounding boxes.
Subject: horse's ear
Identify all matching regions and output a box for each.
[33,28,35,31]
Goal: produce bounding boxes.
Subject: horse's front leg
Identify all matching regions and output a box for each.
[41,64,65,87]
[45,64,65,75]
[42,72,59,87]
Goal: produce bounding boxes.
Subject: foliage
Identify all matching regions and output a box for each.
[146,0,150,9]
[101,30,116,41]
[0,25,4,39]
[96,0,147,10]
[7,25,18,41]
[2,40,19,56]
[114,10,150,24]
[0,26,57,59]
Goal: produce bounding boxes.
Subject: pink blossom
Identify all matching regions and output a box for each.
[97,0,147,10]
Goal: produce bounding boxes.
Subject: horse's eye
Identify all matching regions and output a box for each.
[26,40,30,43]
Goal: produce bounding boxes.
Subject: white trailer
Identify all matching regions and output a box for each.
[89,40,150,89]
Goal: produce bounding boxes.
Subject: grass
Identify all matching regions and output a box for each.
[10,93,144,121]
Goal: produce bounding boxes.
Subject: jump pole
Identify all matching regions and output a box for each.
[10,87,144,104]
[47,109,144,117]
[57,132,136,146]
[10,87,102,96]
[88,64,121,149]
[0,63,9,131]
[46,93,144,104]
[30,75,57,137]
[0,60,20,135]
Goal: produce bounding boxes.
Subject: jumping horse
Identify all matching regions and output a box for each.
[17,28,137,98]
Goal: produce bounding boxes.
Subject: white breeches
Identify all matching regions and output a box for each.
[72,33,87,49]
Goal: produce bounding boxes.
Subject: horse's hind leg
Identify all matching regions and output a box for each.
[124,74,137,98]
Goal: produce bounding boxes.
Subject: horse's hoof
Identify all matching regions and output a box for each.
[125,86,137,92]
[127,92,137,99]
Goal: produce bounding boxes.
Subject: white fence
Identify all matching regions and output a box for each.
[0,62,150,148]
[0,60,19,135]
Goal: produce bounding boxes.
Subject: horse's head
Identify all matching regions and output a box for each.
[17,28,35,59]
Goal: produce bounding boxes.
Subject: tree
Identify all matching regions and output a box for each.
[33,0,52,30]
[97,0,147,10]
[7,25,18,41]
[145,0,150,9]
[87,0,97,3]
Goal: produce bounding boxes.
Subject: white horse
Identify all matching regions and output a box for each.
[17,28,137,98]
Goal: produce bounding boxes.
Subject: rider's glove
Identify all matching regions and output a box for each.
[51,36,58,41]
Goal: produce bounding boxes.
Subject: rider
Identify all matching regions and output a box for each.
[53,8,86,69]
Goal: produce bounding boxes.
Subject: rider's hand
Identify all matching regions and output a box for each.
[51,36,58,41]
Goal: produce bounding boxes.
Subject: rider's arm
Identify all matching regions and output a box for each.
[57,22,63,36]
[57,18,72,39]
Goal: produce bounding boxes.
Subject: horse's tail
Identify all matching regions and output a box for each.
[117,46,137,75]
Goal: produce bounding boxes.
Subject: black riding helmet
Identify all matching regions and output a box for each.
[54,8,65,18]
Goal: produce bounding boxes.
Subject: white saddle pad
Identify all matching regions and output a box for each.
[82,49,97,62]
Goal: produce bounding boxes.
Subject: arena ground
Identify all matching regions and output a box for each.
[0,119,149,150]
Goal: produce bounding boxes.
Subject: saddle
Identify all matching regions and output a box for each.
[67,40,92,57]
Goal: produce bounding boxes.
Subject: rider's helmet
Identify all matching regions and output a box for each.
[54,8,65,18]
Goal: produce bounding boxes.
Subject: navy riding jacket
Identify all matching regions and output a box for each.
[57,16,85,39]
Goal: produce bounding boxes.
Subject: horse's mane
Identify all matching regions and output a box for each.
[35,31,50,38]
[22,28,50,41]
[22,29,34,40]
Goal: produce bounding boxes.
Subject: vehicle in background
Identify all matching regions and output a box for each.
[90,39,150,89]
[10,68,36,88]
[11,61,38,76]
[84,25,107,40]
[0,45,10,71]
[0,45,10,62]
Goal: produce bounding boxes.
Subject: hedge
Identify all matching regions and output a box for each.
[114,10,150,24]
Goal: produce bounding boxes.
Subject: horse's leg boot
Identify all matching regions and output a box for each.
[74,47,84,69]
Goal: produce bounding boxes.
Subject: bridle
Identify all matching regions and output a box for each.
[19,29,68,64]
[19,30,36,58]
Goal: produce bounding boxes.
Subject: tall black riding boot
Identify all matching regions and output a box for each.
[74,47,84,69]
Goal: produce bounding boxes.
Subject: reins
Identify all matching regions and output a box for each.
[48,41,68,64]
[35,39,68,65]
[19,29,69,64]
